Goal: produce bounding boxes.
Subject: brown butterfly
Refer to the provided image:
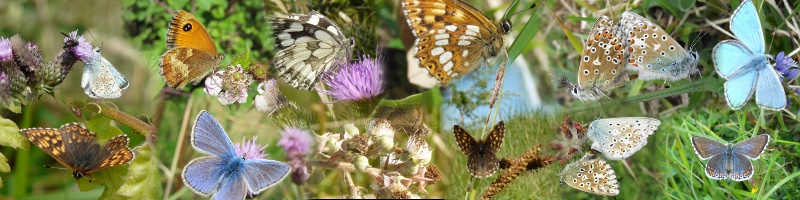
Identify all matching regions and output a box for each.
[159,10,224,89]
[453,121,505,178]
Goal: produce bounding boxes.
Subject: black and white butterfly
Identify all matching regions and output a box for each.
[268,11,355,90]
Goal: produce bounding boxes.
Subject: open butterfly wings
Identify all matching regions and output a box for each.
[573,16,629,101]
[182,111,290,199]
[587,117,660,160]
[690,134,769,181]
[619,12,698,82]
[560,153,619,196]
[453,121,505,178]
[269,11,353,90]
[713,0,786,110]
[159,10,223,89]
[401,0,509,85]
[81,48,129,99]
[19,123,133,178]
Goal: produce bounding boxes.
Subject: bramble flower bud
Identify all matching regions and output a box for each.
[354,155,369,172]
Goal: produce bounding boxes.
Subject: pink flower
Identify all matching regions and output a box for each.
[0,38,12,61]
[277,128,314,184]
[254,79,289,114]
[234,136,269,160]
[321,52,384,102]
[203,65,252,106]
[62,31,94,62]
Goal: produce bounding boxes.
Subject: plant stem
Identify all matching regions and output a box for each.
[562,78,717,113]
[70,100,158,137]
[163,95,195,200]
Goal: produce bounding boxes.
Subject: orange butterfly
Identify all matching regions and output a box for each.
[159,10,224,89]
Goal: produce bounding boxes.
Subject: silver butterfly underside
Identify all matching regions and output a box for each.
[81,47,129,99]
[587,117,661,160]
[269,11,354,90]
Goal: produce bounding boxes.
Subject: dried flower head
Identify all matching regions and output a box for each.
[405,133,432,165]
[0,72,10,103]
[321,53,384,102]
[367,118,395,138]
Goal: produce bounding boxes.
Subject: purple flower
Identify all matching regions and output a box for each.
[776,52,798,81]
[234,136,269,160]
[0,38,11,61]
[277,127,314,184]
[204,65,252,106]
[0,72,10,102]
[321,53,384,102]
[254,79,289,114]
[63,31,94,62]
[204,71,223,95]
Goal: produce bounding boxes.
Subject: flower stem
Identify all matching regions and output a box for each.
[69,100,158,137]
[562,77,719,113]
[163,95,195,200]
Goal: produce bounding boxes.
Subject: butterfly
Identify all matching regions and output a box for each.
[619,12,699,82]
[713,0,786,110]
[570,16,630,101]
[691,134,769,181]
[81,47,129,99]
[19,123,134,179]
[401,0,511,85]
[268,11,354,90]
[182,111,291,200]
[452,121,505,178]
[586,117,661,160]
[560,153,619,196]
[160,10,224,89]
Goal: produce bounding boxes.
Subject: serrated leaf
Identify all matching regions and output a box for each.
[117,145,163,199]
[0,116,29,150]
[231,50,252,69]
[85,115,125,141]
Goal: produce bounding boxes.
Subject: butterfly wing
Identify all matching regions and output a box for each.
[58,123,104,174]
[561,154,619,196]
[212,171,247,200]
[19,127,71,170]
[728,153,755,181]
[732,134,769,159]
[703,152,729,180]
[724,67,758,109]
[269,11,351,90]
[401,0,507,85]
[713,40,756,79]
[83,135,134,174]
[182,156,227,197]
[730,0,764,54]
[191,111,237,159]
[160,10,222,89]
[619,12,696,81]
[452,125,479,156]
[576,16,629,100]
[242,159,291,194]
[690,136,728,160]
[83,51,129,99]
[484,121,505,153]
[166,11,218,54]
[755,64,787,110]
[588,117,660,160]
[465,147,498,178]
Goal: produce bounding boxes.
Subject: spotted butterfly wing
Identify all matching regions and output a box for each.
[401,0,511,85]
[269,11,354,90]
[453,121,505,178]
[82,47,129,99]
[587,117,661,160]
[560,153,619,196]
[619,12,698,82]
[571,16,629,101]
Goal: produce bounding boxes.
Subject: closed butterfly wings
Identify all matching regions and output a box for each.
[713,0,786,110]
[160,10,224,89]
[691,134,769,181]
[269,11,354,90]
[182,111,290,199]
[619,12,698,82]
[587,117,660,160]
[402,0,510,85]
[572,16,629,101]
[82,47,129,99]
[19,123,134,179]
[453,121,505,178]
[560,153,619,196]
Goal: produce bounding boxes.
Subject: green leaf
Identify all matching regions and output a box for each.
[0,153,8,173]
[85,115,125,141]
[117,145,163,199]
[230,50,252,69]
[0,116,29,150]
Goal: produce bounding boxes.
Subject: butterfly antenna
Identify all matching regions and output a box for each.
[504,0,537,20]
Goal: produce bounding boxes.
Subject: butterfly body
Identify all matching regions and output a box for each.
[713,0,786,110]
[182,111,290,200]
[691,134,769,181]
[619,12,698,82]
[452,121,505,178]
[401,0,510,85]
[269,11,354,90]
[571,16,629,101]
[587,117,660,160]
[81,47,129,99]
[560,153,619,196]
[160,10,223,89]
[19,123,134,179]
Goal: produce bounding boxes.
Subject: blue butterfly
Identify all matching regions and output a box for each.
[713,0,786,110]
[182,111,290,200]
[690,134,769,181]
[82,47,129,99]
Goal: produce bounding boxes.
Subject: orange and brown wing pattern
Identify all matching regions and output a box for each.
[452,124,479,155]
[86,135,134,174]
[483,121,505,153]
[19,127,71,168]
[159,10,223,89]
[577,16,629,91]
[166,11,218,54]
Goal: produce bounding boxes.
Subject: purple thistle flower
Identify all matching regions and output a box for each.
[776,52,798,81]
[0,38,12,61]
[234,136,269,160]
[0,72,10,102]
[63,31,94,62]
[277,127,314,184]
[321,53,384,102]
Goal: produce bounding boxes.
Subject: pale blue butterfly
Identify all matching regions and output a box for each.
[182,111,290,200]
[619,12,699,82]
[691,134,769,181]
[82,47,129,99]
[587,117,660,160]
[713,0,786,110]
